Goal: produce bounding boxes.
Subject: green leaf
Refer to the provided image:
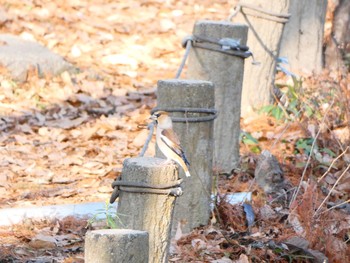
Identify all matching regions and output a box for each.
[259,104,275,114]
[304,104,314,117]
[107,215,118,229]
[296,138,314,155]
[271,106,283,120]
[240,132,259,145]
[321,148,336,157]
[296,162,306,168]
[250,145,261,153]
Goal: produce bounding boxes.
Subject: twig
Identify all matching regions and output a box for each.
[314,163,350,216]
[289,100,334,208]
[320,198,350,215]
[317,146,349,183]
[271,88,291,121]
[270,122,291,151]
[289,126,322,208]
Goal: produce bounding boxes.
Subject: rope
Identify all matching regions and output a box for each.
[191,35,253,59]
[151,107,218,123]
[228,2,291,24]
[175,34,255,79]
[136,107,217,158]
[120,186,182,196]
[138,122,155,157]
[175,35,193,79]
[110,178,183,204]
[193,35,249,52]
[112,179,183,189]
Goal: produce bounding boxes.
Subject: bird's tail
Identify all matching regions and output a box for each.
[185,170,191,177]
[181,151,190,168]
[181,152,191,177]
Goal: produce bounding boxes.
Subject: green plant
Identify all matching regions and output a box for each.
[240,131,260,153]
[260,76,309,122]
[87,200,125,229]
[295,138,314,155]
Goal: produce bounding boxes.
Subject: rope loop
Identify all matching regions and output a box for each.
[176,33,257,78]
[190,35,253,59]
[151,107,218,123]
[181,35,195,49]
[110,178,184,203]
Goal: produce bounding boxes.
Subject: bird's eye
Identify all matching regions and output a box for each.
[155,113,161,117]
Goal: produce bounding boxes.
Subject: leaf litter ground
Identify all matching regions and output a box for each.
[0,0,349,262]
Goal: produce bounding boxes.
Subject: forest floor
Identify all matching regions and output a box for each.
[0,0,349,262]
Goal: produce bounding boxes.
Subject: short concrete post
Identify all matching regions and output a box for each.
[186,21,248,174]
[85,229,149,263]
[232,0,290,116]
[116,157,178,263]
[156,79,215,234]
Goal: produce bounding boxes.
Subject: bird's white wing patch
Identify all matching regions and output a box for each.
[160,129,182,156]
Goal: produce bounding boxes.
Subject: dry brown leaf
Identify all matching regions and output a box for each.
[45,115,89,129]
[29,234,56,249]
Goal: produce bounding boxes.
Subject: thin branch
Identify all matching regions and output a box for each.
[270,122,291,151]
[289,126,322,207]
[320,198,350,215]
[314,163,350,216]
[317,146,349,183]
[289,100,334,208]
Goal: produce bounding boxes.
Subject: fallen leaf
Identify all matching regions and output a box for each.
[29,234,56,249]
[232,254,249,263]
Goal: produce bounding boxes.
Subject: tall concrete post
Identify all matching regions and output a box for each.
[186,20,248,174]
[156,79,215,234]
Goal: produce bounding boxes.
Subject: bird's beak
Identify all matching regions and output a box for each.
[150,114,156,121]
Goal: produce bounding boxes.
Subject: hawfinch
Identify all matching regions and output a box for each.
[150,111,191,177]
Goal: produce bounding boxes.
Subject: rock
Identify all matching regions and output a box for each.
[284,236,328,263]
[260,204,277,220]
[255,150,284,194]
[0,34,75,81]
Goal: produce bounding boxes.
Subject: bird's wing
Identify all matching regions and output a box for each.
[161,129,182,154]
[161,129,181,149]
[161,129,190,167]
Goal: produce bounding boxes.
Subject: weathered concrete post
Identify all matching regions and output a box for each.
[117,157,179,263]
[186,21,248,174]
[231,0,290,116]
[279,0,328,75]
[85,229,149,263]
[156,79,215,234]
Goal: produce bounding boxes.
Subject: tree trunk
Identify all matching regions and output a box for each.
[279,0,328,75]
[232,0,290,117]
[325,0,350,71]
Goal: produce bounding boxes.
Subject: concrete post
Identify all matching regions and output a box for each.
[85,229,149,263]
[186,20,248,174]
[117,157,178,263]
[156,79,215,234]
